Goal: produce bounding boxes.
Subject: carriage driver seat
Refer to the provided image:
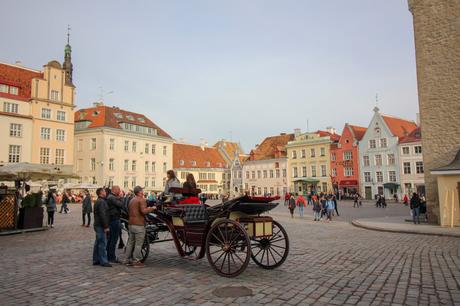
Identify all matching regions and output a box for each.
[181,204,209,224]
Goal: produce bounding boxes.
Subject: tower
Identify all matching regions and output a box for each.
[63,25,73,86]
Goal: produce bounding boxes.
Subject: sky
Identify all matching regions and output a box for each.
[0,0,419,152]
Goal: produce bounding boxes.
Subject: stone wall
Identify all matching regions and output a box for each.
[408,0,460,223]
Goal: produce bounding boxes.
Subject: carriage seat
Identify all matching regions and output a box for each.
[181,204,208,224]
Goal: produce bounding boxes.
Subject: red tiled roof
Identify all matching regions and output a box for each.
[0,63,43,101]
[399,127,422,144]
[382,115,418,140]
[74,105,172,138]
[348,125,367,141]
[248,133,294,161]
[173,143,226,169]
[315,130,341,142]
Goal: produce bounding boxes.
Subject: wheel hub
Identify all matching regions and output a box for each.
[222,243,231,252]
[259,238,270,249]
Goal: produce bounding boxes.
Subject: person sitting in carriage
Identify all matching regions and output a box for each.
[162,170,181,203]
[179,173,201,204]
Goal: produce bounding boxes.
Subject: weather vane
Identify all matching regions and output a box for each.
[67,24,71,44]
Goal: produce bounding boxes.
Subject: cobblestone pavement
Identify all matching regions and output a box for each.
[0,201,459,306]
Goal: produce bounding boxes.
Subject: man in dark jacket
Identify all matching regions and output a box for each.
[106,185,124,263]
[81,189,92,227]
[410,193,421,224]
[93,188,111,267]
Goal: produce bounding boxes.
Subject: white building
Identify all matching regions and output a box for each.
[243,133,293,196]
[214,140,246,197]
[359,107,418,200]
[398,127,425,196]
[74,104,173,191]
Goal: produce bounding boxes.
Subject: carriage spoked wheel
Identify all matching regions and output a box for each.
[250,220,289,269]
[206,219,251,277]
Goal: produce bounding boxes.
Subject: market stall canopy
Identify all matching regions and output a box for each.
[293,178,320,184]
[65,183,101,190]
[0,163,78,181]
[383,183,400,189]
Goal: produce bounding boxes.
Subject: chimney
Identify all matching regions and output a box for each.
[93,101,104,107]
[294,128,301,137]
[15,60,22,66]
[280,133,286,136]
[200,138,205,151]
[326,126,336,135]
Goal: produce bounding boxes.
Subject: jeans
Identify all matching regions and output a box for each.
[47,211,54,225]
[298,206,304,217]
[60,202,69,213]
[313,211,321,220]
[412,207,420,224]
[126,225,146,263]
[82,213,91,226]
[327,209,334,220]
[93,226,109,265]
[107,219,121,262]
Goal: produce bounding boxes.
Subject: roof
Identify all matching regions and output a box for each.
[213,140,245,163]
[382,115,418,140]
[0,62,43,101]
[431,150,460,173]
[248,133,294,161]
[399,127,422,144]
[173,143,226,169]
[347,124,367,141]
[315,130,341,142]
[74,105,172,138]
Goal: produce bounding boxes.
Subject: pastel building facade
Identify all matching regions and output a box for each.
[398,127,425,196]
[74,104,173,191]
[214,140,246,196]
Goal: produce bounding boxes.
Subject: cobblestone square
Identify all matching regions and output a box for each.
[1,201,459,305]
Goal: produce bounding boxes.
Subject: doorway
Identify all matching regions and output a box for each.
[365,186,372,200]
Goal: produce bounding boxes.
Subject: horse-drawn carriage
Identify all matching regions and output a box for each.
[121,188,289,277]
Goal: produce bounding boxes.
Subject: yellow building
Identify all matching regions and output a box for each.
[173,143,227,195]
[0,40,75,170]
[286,129,339,194]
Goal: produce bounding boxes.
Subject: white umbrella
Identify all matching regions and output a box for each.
[0,163,79,181]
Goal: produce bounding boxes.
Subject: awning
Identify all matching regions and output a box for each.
[293,178,319,184]
[383,183,400,189]
[339,180,358,186]
[0,163,78,181]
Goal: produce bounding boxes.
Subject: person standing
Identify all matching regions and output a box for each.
[353,194,359,208]
[125,186,155,268]
[410,193,421,224]
[46,189,57,228]
[288,194,296,218]
[312,197,322,221]
[106,185,124,263]
[332,194,339,216]
[59,189,70,213]
[284,192,290,206]
[403,194,409,206]
[325,196,334,222]
[296,194,306,217]
[92,188,111,267]
[81,189,92,227]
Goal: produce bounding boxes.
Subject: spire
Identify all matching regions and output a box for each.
[63,24,74,86]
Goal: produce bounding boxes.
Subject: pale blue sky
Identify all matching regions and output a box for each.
[1,0,418,151]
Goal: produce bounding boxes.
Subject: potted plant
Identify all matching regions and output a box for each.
[17,191,44,229]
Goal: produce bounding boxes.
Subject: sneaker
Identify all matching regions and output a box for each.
[132,261,145,268]
[100,263,112,267]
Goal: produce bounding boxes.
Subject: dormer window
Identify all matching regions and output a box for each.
[191,160,197,166]
[179,160,184,166]
[126,115,134,121]
[138,117,145,123]
[205,161,211,167]
[9,86,18,95]
[114,113,123,119]
[92,111,99,116]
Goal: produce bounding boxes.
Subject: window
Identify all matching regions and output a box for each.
[302,166,307,177]
[376,171,383,183]
[208,173,216,180]
[90,138,96,150]
[343,151,352,161]
[151,177,155,187]
[320,147,325,156]
[145,161,149,172]
[344,167,353,177]
[270,187,274,195]
[109,159,115,171]
[124,160,129,171]
[331,152,336,161]
[9,86,18,95]
[0,84,8,93]
[263,187,268,195]
[363,156,370,167]
[132,141,137,152]
[416,161,424,174]
[132,177,137,188]
[301,149,306,158]
[151,162,156,172]
[199,173,207,180]
[124,141,129,152]
[56,129,65,141]
[246,171,250,179]
[322,183,328,192]
[414,146,422,154]
[369,139,376,149]
[293,167,298,178]
[109,139,115,150]
[50,90,59,101]
[380,138,387,148]
[375,154,382,166]
[310,148,316,157]
[263,170,267,178]
[321,165,327,177]
[144,177,149,188]
[57,111,66,121]
[124,177,129,189]
[257,187,262,195]
[403,162,411,174]
[389,171,396,182]
[311,165,317,177]
[151,144,156,154]
[282,169,286,177]
[331,168,337,176]
[255,170,260,179]
[163,146,167,156]
[40,148,50,164]
[251,171,255,179]
[191,160,197,166]
[8,145,20,163]
[3,102,18,113]
[276,169,280,178]
[402,147,410,155]
[387,154,395,165]
[364,172,371,183]
[269,170,274,178]
[163,162,167,172]
[41,108,51,119]
[132,160,137,171]
[292,150,297,159]
[77,139,83,152]
[55,149,64,165]
[90,158,96,171]
[9,123,22,137]
[108,177,114,188]
[40,127,51,140]
[145,143,149,154]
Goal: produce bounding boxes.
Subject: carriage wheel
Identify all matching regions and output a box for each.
[250,221,289,269]
[206,219,250,277]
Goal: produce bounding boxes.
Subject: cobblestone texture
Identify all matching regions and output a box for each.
[0,201,459,305]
